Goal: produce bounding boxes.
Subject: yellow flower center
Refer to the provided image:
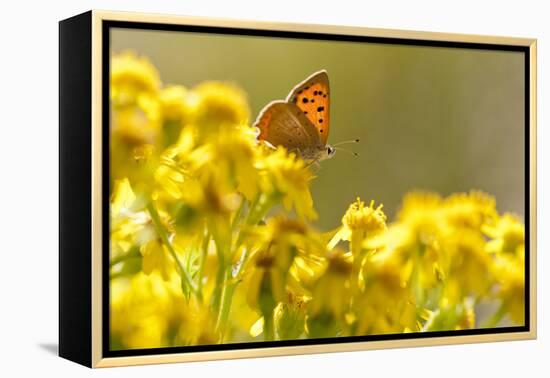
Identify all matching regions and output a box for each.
[343,198,387,235]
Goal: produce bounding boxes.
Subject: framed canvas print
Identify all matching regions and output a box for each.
[59,10,537,368]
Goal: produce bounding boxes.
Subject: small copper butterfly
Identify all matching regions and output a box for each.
[254,70,338,162]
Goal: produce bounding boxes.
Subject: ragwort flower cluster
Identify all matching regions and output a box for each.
[109,51,526,349]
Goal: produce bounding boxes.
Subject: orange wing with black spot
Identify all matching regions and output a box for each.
[285,70,330,145]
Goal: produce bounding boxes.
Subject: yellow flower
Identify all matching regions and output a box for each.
[110,179,150,260]
[110,272,218,349]
[110,95,162,186]
[483,213,525,255]
[307,248,353,337]
[441,229,492,303]
[192,81,250,138]
[329,198,387,255]
[192,126,260,202]
[159,85,193,146]
[110,179,178,281]
[110,52,163,186]
[155,123,258,212]
[444,190,497,230]
[174,301,220,346]
[288,253,326,291]
[493,252,525,324]
[112,98,162,147]
[111,272,174,349]
[364,221,444,298]
[154,127,197,200]
[111,178,144,221]
[275,290,310,340]
[110,53,162,186]
[258,146,317,220]
[397,191,446,246]
[239,217,326,340]
[160,85,191,122]
[343,199,387,234]
[111,51,161,106]
[484,212,525,324]
[354,247,417,335]
[243,217,317,312]
[140,239,173,281]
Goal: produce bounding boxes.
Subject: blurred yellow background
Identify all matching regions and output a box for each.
[111,28,525,230]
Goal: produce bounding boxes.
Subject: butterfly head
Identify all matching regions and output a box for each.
[326,145,336,159]
[309,144,336,162]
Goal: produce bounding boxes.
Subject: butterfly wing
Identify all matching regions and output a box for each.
[254,100,322,152]
[286,70,330,145]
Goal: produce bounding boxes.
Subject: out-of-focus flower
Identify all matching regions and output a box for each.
[441,230,492,304]
[160,85,191,122]
[110,51,162,146]
[483,213,525,256]
[159,85,193,146]
[110,179,177,281]
[110,179,150,260]
[112,96,162,147]
[397,191,446,247]
[240,218,315,341]
[110,272,218,350]
[243,217,316,312]
[354,247,417,335]
[258,147,317,220]
[154,127,197,201]
[110,52,163,185]
[444,190,497,230]
[493,252,525,324]
[483,213,525,325]
[192,126,260,202]
[140,239,173,281]
[111,272,177,349]
[192,81,250,138]
[111,51,161,106]
[307,248,353,337]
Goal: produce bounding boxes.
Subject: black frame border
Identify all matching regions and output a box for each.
[101,20,531,359]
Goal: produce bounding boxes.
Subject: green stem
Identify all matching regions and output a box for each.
[244,193,261,225]
[211,235,225,312]
[197,231,210,295]
[245,192,281,226]
[231,196,247,233]
[216,267,234,338]
[110,271,129,280]
[146,201,200,300]
[216,247,250,339]
[109,251,138,267]
[263,309,275,341]
[212,194,259,338]
[411,244,426,309]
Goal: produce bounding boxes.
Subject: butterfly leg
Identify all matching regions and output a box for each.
[305,159,322,172]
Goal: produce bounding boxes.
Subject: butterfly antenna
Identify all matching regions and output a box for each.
[333,138,360,147]
[334,146,359,157]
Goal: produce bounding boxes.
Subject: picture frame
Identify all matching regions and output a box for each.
[59,10,537,368]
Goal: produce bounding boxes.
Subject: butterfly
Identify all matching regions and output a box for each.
[253,70,336,162]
